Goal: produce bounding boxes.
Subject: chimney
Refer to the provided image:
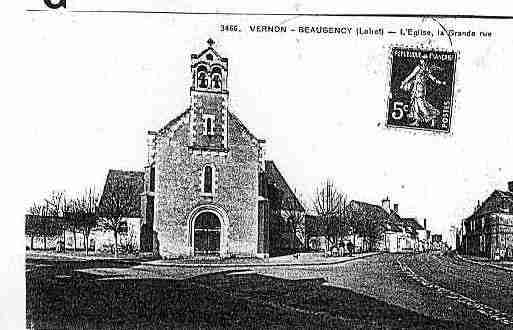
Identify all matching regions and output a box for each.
[423,218,427,230]
[508,181,513,192]
[393,203,399,213]
[382,197,391,213]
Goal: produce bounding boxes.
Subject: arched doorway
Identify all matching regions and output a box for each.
[194,211,221,255]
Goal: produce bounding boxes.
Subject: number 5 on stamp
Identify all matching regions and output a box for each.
[386,47,457,133]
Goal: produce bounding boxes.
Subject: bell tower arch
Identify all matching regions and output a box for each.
[189,39,229,151]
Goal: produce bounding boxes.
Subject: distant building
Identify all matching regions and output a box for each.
[460,181,513,260]
[379,198,425,253]
[305,197,426,254]
[25,170,144,253]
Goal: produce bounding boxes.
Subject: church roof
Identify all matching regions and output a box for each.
[157,108,189,135]
[155,108,265,144]
[98,169,144,218]
[265,161,304,212]
[229,111,265,143]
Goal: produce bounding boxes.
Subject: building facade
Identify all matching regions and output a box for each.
[460,182,513,260]
[138,40,302,259]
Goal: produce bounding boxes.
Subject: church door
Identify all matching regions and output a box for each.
[194,212,221,255]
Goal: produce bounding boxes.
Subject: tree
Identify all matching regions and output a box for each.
[63,197,79,251]
[349,201,386,252]
[76,187,99,255]
[26,194,64,250]
[312,179,346,251]
[45,190,66,250]
[282,190,306,251]
[98,174,140,257]
[26,203,44,250]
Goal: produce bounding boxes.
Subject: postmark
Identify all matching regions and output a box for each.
[386,46,457,133]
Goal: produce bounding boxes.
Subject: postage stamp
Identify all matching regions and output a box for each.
[386,46,457,132]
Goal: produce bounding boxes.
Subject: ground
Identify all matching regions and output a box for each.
[26,252,513,329]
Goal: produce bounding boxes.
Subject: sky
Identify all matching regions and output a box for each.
[14,9,513,241]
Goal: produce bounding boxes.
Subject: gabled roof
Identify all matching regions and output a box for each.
[469,190,513,220]
[99,169,144,218]
[157,108,189,135]
[350,200,390,219]
[389,210,424,232]
[265,161,304,212]
[192,46,228,64]
[229,111,265,143]
[402,218,424,230]
[155,108,265,145]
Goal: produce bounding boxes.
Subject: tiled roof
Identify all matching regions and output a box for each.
[265,161,304,212]
[350,200,390,219]
[158,109,189,135]
[98,169,144,218]
[472,190,513,219]
[229,111,265,143]
[402,218,424,230]
[156,109,265,145]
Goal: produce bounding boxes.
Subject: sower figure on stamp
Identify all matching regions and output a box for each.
[400,59,446,126]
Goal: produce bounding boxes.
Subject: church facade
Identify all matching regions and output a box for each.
[138,40,303,259]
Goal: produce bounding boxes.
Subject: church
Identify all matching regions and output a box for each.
[133,39,304,259]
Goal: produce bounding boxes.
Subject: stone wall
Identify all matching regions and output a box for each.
[154,111,261,258]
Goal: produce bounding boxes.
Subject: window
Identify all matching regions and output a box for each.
[203,165,213,194]
[197,65,208,88]
[203,115,215,135]
[211,67,222,90]
[119,220,128,233]
[206,118,212,134]
[149,166,155,192]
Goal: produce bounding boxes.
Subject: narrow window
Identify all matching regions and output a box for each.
[149,166,155,192]
[211,67,222,90]
[204,166,213,194]
[212,74,221,89]
[198,72,208,88]
[206,118,212,135]
[197,65,208,88]
[204,115,215,135]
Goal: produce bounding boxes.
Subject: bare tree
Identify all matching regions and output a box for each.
[63,197,79,251]
[45,190,66,250]
[98,174,140,257]
[77,187,99,255]
[26,193,64,250]
[312,179,345,252]
[282,189,306,251]
[26,203,44,250]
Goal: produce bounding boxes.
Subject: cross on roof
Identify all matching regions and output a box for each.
[207,38,215,47]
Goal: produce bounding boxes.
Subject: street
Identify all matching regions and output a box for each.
[26,252,513,329]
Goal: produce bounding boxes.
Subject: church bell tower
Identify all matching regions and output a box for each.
[189,39,229,151]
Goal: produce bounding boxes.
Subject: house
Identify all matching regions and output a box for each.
[25,169,144,253]
[265,160,306,255]
[350,200,392,252]
[96,169,144,252]
[460,181,513,260]
[352,197,425,253]
[304,197,426,254]
[131,39,303,259]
